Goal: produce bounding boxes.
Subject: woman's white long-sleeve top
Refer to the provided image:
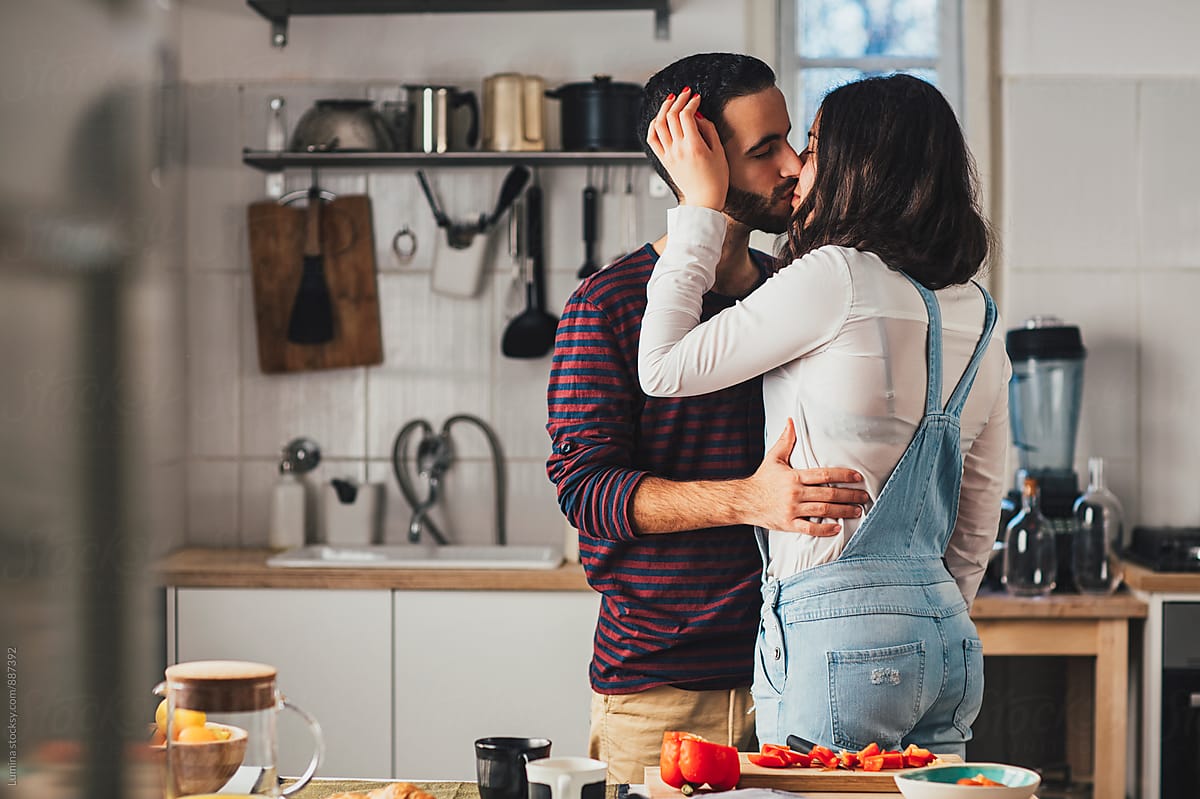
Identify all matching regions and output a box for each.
[638,206,1011,604]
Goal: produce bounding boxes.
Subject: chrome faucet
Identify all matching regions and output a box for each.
[391,414,507,546]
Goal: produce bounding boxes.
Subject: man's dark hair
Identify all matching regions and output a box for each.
[787,74,993,289]
[640,53,778,198]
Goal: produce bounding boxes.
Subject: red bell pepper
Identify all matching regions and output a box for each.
[660,732,697,789]
[836,750,860,770]
[659,732,740,792]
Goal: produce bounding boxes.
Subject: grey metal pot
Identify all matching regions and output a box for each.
[289,99,396,152]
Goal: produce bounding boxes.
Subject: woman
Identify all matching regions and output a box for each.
[637,74,1010,757]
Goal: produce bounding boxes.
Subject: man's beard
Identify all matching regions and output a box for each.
[724,178,798,234]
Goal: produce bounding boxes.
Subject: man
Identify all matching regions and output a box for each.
[546,53,870,783]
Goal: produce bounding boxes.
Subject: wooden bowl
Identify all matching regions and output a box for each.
[150,722,248,796]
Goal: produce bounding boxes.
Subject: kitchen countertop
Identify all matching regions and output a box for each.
[158,549,1150,616]
[157,547,591,591]
[1121,559,1200,592]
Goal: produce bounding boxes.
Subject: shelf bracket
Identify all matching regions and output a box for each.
[654,6,669,40]
[270,16,288,48]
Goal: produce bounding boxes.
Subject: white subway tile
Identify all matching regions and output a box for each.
[1003,79,1137,270]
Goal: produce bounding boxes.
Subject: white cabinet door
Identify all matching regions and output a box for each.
[393,591,600,780]
[174,588,393,779]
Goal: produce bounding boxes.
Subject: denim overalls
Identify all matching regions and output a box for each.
[752,276,997,759]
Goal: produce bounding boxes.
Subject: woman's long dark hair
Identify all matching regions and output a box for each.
[786,74,993,289]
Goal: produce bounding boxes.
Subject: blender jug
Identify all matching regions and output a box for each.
[1006,315,1086,514]
[1005,316,1086,591]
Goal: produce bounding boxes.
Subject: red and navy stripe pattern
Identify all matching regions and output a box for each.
[546,243,772,694]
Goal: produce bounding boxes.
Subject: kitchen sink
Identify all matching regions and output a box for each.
[265,544,563,570]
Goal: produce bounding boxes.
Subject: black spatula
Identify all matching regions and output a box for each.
[501,183,559,359]
[286,183,335,344]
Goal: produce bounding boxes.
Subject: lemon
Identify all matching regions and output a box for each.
[156,698,207,738]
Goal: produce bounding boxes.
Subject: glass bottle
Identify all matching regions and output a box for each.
[1072,457,1125,594]
[1003,476,1058,597]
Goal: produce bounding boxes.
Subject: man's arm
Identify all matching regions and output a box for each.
[548,292,867,541]
[633,420,866,537]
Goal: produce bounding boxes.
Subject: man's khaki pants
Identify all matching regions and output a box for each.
[588,685,756,784]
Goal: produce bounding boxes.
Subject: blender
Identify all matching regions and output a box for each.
[996,316,1087,591]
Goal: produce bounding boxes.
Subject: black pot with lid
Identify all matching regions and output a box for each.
[546,75,644,152]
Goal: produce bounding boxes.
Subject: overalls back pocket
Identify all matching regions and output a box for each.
[828,640,926,751]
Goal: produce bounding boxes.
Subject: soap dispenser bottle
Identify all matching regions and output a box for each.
[269,459,306,550]
[268,437,321,550]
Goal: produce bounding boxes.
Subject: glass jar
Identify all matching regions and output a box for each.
[1003,476,1058,597]
[157,660,323,798]
[1072,457,1125,594]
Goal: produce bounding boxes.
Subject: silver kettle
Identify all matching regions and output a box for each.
[482,73,545,152]
[404,84,480,153]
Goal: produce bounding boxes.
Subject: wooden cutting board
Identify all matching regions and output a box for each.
[247,194,383,373]
[645,753,962,795]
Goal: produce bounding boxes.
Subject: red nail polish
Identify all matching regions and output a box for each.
[696,112,705,121]
[666,92,675,102]
[682,86,691,93]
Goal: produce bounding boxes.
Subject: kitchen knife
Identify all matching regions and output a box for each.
[785,734,818,754]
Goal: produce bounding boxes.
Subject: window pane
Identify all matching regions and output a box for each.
[794,67,941,129]
[798,0,939,59]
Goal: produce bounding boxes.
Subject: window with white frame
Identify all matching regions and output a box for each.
[779,0,964,132]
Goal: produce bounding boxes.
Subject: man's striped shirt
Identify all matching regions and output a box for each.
[546,243,773,694]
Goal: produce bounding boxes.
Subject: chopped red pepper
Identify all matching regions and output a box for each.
[748,752,790,768]
[902,743,935,767]
[761,744,810,767]
[857,742,881,760]
[808,745,839,769]
[836,750,860,770]
[861,752,906,771]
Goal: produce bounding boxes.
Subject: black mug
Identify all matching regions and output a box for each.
[475,737,552,799]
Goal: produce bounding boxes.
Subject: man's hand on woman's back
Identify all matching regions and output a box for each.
[738,418,870,536]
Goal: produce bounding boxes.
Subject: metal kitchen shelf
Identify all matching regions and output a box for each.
[242,150,647,171]
[246,1,671,47]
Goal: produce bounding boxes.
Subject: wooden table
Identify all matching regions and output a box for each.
[970,591,1146,799]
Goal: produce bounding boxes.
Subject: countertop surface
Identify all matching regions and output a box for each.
[157,547,591,591]
[1121,559,1200,593]
[158,549,1148,616]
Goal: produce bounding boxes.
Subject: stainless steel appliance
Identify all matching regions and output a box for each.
[405,83,480,153]
[1159,603,1200,799]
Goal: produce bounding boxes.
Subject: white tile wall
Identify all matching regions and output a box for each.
[1138,81,1200,268]
[1137,271,1200,526]
[1002,79,1138,270]
[187,272,242,457]
[186,460,240,547]
[1001,0,1200,77]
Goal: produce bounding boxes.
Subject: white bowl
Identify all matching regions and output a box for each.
[894,762,1040,799]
